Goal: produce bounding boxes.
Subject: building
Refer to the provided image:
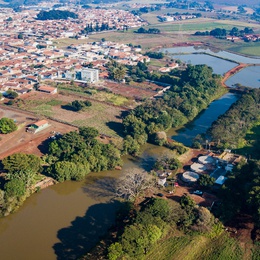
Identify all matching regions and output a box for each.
[76,68,99,83]
[27,119,49,133]
[38,85,57,94]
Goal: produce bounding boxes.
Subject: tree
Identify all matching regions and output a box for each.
[0,117,17,134]
[48,161,90,182]
[122,135,140,155]
[2,153,42,174]
[5,90,18,99]
[198,174,215,188]
[116,168,154,201]
[18,33,23,39]
[4,179,26,198]
[5,169,37,189]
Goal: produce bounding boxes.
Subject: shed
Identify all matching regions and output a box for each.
[38,85,57,94]
[27,119,49,133]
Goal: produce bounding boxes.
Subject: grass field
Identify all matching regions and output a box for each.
[228,43,260,57]
[16,93,125,137]
[146,232,243,260]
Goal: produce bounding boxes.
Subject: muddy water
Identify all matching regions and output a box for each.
[0,145,165,260]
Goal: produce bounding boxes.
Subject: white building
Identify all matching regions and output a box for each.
[76,68,99,83]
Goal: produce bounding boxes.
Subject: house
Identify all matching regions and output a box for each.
[38,85,57,94]
[27,119,49,133]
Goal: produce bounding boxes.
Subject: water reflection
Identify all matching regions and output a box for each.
[225,65,260,89]
[53,200,122,260]
[162,46,260,63]
[171,93,238,146]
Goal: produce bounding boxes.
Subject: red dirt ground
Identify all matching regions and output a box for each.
[0,106,76,159]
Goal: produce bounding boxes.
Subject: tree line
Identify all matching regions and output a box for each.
[0,126,122,216]
[122,64,224,154]
[208,89,260,149]
[195,27,254,38]
[36,10,78,20]
[135,27,161,34]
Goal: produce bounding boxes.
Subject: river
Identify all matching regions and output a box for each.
[0,147,165,260]
[0,48,249,259]
[170,93,239,146]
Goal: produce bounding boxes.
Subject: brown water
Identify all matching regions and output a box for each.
[0,145,164,260]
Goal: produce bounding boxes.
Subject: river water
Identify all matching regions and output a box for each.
[170,93,239,146]
[0,147,165,260]
[0,47,250,259]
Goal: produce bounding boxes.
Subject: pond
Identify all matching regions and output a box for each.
[170,53,238,75]
[225,65,260,89]
[162,46,260,64]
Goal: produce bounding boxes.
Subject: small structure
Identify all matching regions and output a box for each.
[27,119,49,133]
[156,170,171,187]
[215,176,227,185]
[38,85,57,94]
[198,155,215,165]
[190,163,207,173]
[182,171,199,183]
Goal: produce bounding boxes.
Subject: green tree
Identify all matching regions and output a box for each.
[79,126,99,143]
[5,169,37,189]
[0,117,17,134]
[2,153,42,174]
[122,135,140,155]
[4,179,26,198]
[5,90,18,99]
[48,161,90,182]
[108,242,124,260]
[198,174,215,188]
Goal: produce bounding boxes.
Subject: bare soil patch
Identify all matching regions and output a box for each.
[0,105,76,159]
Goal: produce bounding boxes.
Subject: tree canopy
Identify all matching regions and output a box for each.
[36,10,78,20]
[0,117,17,134]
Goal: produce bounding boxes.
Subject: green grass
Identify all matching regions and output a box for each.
[146,20,248,33]
[146,232,243,260]
[252,244,260,260]
[45,99,63,106]
[31,104,53,117]
[146,235,192,260]
[228,43,260,57]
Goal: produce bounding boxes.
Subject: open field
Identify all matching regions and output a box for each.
[13,92,125,137]
[0,105,77,159]
[146,232,243,260]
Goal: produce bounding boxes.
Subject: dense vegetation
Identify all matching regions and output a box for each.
[47,127,122,177]
[82,22,114,34]
[135,27,161,34]
[145,51,164,59]
[0,126,122,216]
[122,64,224,151]
[63,99,92,111]
[0,117,17,134]
[0,153,42,216]
[195,27,254,39]
[36,10,78,20]
[107,197,217,260]
[215,160,260,225]
[208,89,260,149]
